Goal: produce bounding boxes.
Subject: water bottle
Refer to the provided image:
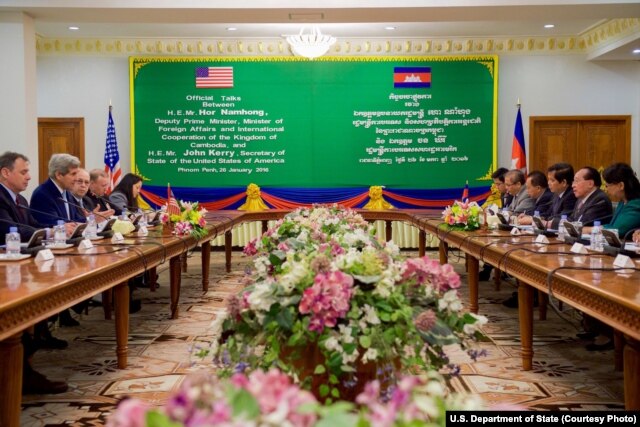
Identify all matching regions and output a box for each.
[558,215,568,242]
[85,214,97,239]
[137,209,147,228]
[5,227,21,257]
[590,221,604,252]
[122,208,129,221]
[54,220,67,245]
[533,210,541,230]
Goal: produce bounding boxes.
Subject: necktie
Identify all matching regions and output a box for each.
[15,196,27,223]
[63,191,71,220]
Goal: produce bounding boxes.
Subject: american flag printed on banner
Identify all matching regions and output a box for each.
[167,184,181,216]
[195,67,234,88]
[104,106,122,193]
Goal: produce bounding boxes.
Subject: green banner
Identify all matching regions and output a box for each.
[130,56,497,189]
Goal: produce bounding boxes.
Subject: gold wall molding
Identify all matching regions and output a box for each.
[36,19,638,58]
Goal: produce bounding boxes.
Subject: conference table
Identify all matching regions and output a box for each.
[414,218,640,410]
[1,209,639,426]
[0,215,243,427]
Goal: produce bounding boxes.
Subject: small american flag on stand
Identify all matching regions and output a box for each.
[195,67,234,88]
[104,105,122,193]
[167,183,181,216]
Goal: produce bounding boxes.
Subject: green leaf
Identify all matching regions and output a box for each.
[230,389,261,419]
[146,410,181,427]
[319,384,330,397]
[331,387,340,398]
[314,412,360,427]
[314,364,326,374]
[275,307,293,330]
[359,335,372,348]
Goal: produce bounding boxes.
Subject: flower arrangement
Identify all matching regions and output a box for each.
[441,200,482,231]
[211,205,486,401]
[107,368,485,427]
[160,201,208,239]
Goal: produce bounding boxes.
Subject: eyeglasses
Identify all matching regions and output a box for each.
[75,179,90,185]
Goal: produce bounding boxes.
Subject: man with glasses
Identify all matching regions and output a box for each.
[569,166,613,226]
[85,168,115,213]
[71,169,114,222]
[505,169,535,215]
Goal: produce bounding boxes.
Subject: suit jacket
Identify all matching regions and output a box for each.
[84,191,112,213]
[108,191,129,215]
[546,190,578,229]
[30,178,85,226]
[527,188,554,217]
[569,188,613,226]
[603,198,640,238]
[0,185,45,244]
[507,186,535,215]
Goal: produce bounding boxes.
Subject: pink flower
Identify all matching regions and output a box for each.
[401,256,461,292]
[243,238,258,256]
[415,310,437,332]
[107,398,150,427]
[299,271,354,332]
[277,242,290,251]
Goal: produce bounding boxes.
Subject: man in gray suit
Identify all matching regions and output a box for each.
[505,169,535,216]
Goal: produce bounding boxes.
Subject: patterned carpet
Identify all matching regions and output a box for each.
[21,248,624,426]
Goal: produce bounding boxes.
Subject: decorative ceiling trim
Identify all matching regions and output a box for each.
[35,18,638,58]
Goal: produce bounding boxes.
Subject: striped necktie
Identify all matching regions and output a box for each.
[63,191,71,220]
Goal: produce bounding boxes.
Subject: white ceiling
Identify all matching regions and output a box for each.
[2,0,640,59]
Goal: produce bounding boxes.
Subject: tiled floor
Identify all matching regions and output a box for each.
[21,249,624,426]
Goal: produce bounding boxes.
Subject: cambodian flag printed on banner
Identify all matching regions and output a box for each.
[393,67,431,88]
[511,106,527,174]
[195,67,234,88]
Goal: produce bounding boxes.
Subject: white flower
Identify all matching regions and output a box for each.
[361,348,379,363]
[384,240,400,256]
[362,304,380,325]
[297,229,309,243]
[338,325,354,344]
[324,336,340,352]
[438,289,463,312]
[279,261,308,294]
[463,313,488,335]
[247,282,276,313]
[254,256,270,277]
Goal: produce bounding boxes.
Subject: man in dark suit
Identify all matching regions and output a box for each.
[570,166,613,226]
[517,170,554,224]
[0,151,68,395]
[30,153,86,225]
[0,153,45,243]
[85,169,112,211]
[544,162,577,230]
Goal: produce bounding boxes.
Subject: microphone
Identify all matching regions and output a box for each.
[59,197,111,222]
[18,203,72,225]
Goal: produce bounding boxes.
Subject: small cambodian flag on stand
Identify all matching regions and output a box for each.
[511,103,527,175]
[393,67,431,88]
[461,181,469,202]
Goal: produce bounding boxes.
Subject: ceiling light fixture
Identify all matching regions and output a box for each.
[285,26,336,60]
[385,26,396,30]
[226,27,237,31]
[68,26,79,31]
[544,24,555,29]
[633,48,640,54]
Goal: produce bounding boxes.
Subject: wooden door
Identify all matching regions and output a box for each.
[37,118,85,183]
[529,116,630,174]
